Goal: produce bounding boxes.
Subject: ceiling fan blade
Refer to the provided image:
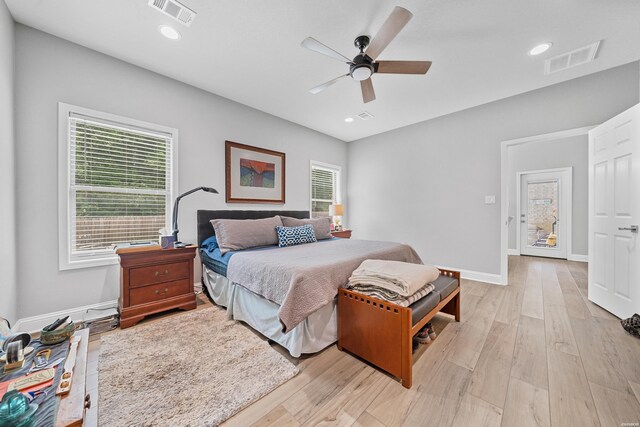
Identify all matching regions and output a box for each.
[376,60,432,74]
[365,6,413,60]
[309,74,349,94]
[360,78,376,103]
[301,37,352,63]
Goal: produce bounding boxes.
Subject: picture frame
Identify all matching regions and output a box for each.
[225,140,286,204]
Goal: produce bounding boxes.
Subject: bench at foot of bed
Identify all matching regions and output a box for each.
[337,269,461,389]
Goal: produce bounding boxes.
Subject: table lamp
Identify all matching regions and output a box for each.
[172,186,218,246]
[329,203,344,231]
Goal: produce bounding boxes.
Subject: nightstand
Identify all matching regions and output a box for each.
[331,229,352,239]
[117,245,197,328]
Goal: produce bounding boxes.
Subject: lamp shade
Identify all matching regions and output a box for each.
[329,204,344,216]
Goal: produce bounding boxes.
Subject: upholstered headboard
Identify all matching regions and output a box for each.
[196,210,310,247]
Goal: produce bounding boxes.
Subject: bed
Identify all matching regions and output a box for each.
[196,209,422,357]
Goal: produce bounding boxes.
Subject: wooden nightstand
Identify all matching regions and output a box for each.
[117,245,197,329]
[331,229,352,239]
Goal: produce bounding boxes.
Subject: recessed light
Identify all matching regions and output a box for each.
[344,117,354,123]
[159,25,181,40]
[529,42,552,56]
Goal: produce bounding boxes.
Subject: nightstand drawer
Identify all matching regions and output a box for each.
[129,261,190,288]
[129,279,191,306]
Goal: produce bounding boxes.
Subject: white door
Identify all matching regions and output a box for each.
[588,103,640,319]
[519,169,570,259]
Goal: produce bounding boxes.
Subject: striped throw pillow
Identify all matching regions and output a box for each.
[275,224,317,248]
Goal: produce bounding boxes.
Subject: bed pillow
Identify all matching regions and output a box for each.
[201,235,219,252]
[210,216,283,254]
[279,216,332,240]
[275,224,317,248]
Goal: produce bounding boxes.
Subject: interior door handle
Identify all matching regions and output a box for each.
[618,225,638,233]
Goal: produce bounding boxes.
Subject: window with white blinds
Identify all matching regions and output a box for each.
[310,162,341,218]
[59,104,177,269]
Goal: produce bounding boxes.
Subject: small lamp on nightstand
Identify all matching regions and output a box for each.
[172,186,218,247]
[329,203,344,231]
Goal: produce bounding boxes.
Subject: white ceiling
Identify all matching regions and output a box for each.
[6,0,640,142]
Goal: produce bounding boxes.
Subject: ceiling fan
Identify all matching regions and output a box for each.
[301,6,431,104]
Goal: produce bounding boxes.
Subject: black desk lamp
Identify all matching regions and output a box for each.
[172,186,218,247]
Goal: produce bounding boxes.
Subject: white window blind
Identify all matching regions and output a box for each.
[310,163,340,218]
[67,113,173,262]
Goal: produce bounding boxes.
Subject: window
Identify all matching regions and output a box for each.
[58,103,177,270]
[310,161,341,218]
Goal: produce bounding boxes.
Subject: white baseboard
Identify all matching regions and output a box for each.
[13,299,118,333]
[438,265,505,286]
[568,254,588,263]
[507,249,520,256]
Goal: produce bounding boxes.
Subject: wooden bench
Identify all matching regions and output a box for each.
[337,269,460,389]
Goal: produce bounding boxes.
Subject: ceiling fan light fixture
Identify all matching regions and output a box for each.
[351,66,372,81]
[529,42,552,56]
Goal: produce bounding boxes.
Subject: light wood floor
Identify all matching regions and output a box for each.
[86,256,640,426]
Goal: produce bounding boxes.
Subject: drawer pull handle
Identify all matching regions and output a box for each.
[154,269,170,277]
[155,288,169,295]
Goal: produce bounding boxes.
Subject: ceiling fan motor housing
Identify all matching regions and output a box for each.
[350,53,374,81]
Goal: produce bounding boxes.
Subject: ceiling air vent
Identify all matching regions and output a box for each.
[148,0,197,27]
[544,41,600,75]
[356,111,375,121]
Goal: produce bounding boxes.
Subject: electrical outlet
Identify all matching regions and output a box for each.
[485,195,496,205]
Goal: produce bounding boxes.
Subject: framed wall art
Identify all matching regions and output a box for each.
[225,140,286,204]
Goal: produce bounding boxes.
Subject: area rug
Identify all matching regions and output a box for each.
[98,307,299,426]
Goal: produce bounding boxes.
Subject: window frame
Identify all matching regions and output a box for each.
[58,103,178,270]
[309,160,342,219]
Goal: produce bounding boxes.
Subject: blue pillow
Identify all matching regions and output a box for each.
[275,224,317,248]
[201,235,219,252]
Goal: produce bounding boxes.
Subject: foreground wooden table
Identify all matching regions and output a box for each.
[56,328,90,427]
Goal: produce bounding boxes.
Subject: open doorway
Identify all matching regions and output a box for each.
[499,127,592,284]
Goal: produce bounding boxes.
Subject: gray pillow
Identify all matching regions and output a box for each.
[210,216,283,254]
[279,216,332,240]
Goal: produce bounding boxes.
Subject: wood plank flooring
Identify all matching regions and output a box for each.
[85,256,640,426]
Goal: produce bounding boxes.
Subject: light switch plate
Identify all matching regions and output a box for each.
[485,195,496,204]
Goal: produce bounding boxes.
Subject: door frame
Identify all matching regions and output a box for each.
[516,167,572,258]
[499,126,595,285]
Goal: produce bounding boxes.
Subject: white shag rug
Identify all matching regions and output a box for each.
[98,307,299,426]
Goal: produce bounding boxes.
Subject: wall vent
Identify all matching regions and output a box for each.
[544,41,600,75]
[148,0,196,27]
[356,111,375,121]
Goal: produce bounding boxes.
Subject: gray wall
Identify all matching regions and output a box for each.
[0,1,16,323]
[507,135,588,255]
[14,25,348,319]
[348,62,639,276]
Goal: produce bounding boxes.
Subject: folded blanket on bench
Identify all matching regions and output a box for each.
[348,259,440,297]
[348,282,436,307]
